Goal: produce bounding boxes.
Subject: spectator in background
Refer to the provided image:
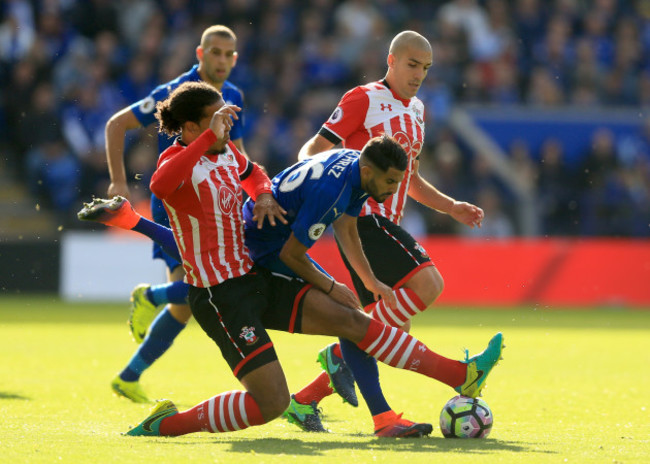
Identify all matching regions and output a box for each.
[23,83,81,218]
[578,127,642,236]
[537,137,579,236]
[0,0,35,64]
[462,186,514,238]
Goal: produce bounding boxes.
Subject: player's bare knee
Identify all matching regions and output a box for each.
[257,392,290,421]
[409,267,444,306]
[343,309,372,342]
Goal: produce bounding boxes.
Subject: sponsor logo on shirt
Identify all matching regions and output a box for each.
[218,185,237,214]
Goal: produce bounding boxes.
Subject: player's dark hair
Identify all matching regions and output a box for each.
[155,82,222,136]
[360,135,407,172]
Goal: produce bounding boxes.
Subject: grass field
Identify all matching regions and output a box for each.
[1,296,649,463]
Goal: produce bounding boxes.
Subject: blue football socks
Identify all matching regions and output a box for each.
[339,337,391,416]
[119,306,186,381]
[133,218,181,262]
[147,281,189,306]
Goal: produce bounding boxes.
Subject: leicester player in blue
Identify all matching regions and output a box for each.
[242,135,436,436]
[104,25,246,403]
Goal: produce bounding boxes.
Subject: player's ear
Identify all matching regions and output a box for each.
[232,51,238,66]
[196,45,204,62]
[387,53,395,69]
[183,120,201,136]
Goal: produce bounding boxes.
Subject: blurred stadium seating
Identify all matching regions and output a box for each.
[1,1,648,300]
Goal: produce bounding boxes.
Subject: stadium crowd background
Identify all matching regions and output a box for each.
[1,0,649,238]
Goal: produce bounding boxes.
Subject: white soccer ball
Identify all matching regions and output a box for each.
[439,395,493,438]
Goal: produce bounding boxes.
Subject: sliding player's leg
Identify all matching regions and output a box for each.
[127,270,297,436]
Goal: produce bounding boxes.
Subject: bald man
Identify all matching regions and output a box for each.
[283,31,488,437]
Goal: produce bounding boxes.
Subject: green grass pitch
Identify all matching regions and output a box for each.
[1,296,649,463]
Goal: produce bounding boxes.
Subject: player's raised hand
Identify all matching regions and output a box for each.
[210,104,240,141]
[107,180,130,200]
[252,193,288,229]
[450,201,484,228]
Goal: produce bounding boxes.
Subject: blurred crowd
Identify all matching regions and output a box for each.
[1,0,649,236]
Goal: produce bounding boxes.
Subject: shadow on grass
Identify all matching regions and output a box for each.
[0,391,30,400]
[170,436,555,456]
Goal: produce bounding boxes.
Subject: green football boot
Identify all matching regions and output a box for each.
[317,343,358,407]
[111,375,150,403]
[129,284,161,344]
[125,400,178,436]
[282,395,327,432]
[455,332,505,398]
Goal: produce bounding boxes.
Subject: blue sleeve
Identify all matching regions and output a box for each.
[129,83,172,127]
[290,184,337,249]
[346,195,366,217]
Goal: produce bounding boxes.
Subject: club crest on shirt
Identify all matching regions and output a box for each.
[239,326,258,345]
[413,106,424,125]
[218,185,236,214]
[327,107,343,124]
[139,96,156,114]
[414,242,428,258]
[308,223,326,240]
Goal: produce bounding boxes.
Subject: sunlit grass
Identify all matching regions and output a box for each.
[1,296,648,463]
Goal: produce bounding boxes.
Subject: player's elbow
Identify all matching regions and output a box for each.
[149,176,168,200]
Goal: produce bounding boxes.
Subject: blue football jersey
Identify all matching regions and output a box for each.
[130,64,245,153]
[243,149,368,267]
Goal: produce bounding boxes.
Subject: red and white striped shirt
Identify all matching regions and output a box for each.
[150,130,271,288]
[320,80,425,225]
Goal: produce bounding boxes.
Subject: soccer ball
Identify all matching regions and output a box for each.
[439,395,493,438]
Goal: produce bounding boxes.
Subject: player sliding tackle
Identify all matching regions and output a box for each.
[79,81,503,437]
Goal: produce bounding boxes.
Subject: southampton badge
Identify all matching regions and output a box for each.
[414,242,428,258]
[239,326,258,345]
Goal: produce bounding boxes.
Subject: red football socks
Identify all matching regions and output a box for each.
[357,318,466,388]
[160,390,265,436]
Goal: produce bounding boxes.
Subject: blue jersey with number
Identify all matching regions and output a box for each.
[243,149,368,268]
[130,64,245,153]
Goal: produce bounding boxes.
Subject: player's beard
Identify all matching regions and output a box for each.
[366,180,392,203]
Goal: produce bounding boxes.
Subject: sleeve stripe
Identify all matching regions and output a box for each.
[239,160,254,181]
[318,127,343,144]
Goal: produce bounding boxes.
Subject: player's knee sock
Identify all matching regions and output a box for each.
[148,281,189,306]
[119,306,185,381]
[339,338,390,416]
[357,319,466,388]
[293,372,334,406]
[159,390,265,436]
[132,218,181,262]
[367,288,426,327]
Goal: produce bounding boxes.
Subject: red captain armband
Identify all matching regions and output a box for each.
[241,162,272,201]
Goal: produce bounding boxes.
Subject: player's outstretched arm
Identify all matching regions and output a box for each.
[297,134,335,161]
[332,214,396,309]
[105,108,144,199]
